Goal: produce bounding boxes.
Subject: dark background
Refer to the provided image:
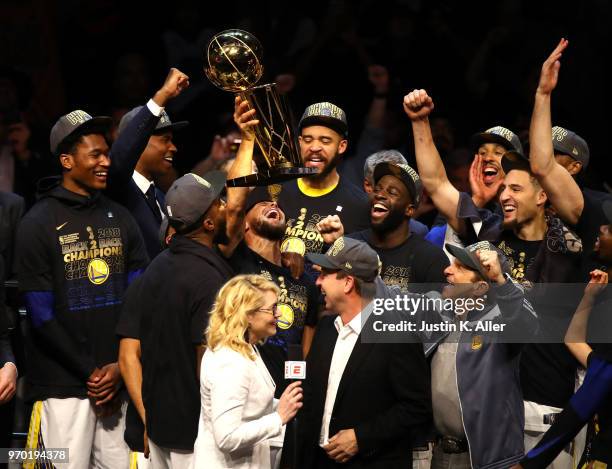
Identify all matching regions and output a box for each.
[1,0,610,202]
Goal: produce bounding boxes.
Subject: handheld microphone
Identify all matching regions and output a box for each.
[285,344,306,380]
[284,344,305,468]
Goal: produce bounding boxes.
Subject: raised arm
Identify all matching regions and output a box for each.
[108,68,190,192]
[529,38,583,225]
[217,96,259,258]
[564,269,608,367]
[403,90,463,234]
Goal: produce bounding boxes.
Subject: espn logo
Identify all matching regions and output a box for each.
[284,361,306,380]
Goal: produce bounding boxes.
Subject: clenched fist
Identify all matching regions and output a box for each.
[403,89,435,121]
[153,68,190,107]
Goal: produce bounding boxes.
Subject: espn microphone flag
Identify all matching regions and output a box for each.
[285,343,306,379]
[284,361,306,380]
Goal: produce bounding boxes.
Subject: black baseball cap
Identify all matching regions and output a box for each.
[307,237,380,282]
[298,102,348,138]
[552,126,590,168]
[118,105,189,136]
[373,162,423,207]
[471,126,523,155]
[50,110,112,155]
[165,171,226,232]
[501,150,531,175]
[445,241,511,279]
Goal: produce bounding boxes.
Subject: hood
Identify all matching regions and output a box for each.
[37,176,101,209]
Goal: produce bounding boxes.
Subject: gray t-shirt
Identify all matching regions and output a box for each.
[431,328,465,439]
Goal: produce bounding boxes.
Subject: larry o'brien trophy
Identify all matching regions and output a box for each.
[204,29,317,187]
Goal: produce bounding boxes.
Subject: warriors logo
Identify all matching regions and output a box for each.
[87,258,110,285]
[275,304,295,330]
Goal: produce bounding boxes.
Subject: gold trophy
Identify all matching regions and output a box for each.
[204,29,317,187]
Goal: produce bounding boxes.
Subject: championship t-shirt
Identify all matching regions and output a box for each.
[348,229,449,292]
[16,186,148,401]
[229,242,319,396]
[229,242,319,351]
[495,232,541,283]
[278,178,370,255]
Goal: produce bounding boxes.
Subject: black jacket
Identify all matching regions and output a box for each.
[106,105,165,260]
[299,308,432,468]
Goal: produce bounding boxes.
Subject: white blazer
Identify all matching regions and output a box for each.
[192,345,283,468]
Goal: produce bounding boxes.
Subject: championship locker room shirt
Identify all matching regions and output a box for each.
[229,242,319,351]
[16,185,148,400]
[348,229,449,293]
[277,178,370,255]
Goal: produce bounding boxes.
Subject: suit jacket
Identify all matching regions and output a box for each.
[0,192,23,368]
[0,191,25,277]
[299,311,432,469]
[106,106,164,260]
[193,346,283,469]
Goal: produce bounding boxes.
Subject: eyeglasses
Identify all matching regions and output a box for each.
[258,304,279,316]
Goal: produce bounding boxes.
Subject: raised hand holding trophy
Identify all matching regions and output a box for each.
[205,29,317,187]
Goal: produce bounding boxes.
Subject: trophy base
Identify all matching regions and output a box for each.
[226,167,319,187]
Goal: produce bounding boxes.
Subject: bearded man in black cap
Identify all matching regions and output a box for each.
[318,161,449,294]
[277,102,370,258]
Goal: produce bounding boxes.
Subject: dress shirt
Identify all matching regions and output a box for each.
[319,307,370,445]
[132,170,165,220]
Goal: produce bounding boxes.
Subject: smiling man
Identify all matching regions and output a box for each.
[318,161,448,293]
[277,102,370,257]
[106,68,190,260]
[16,110,149,469]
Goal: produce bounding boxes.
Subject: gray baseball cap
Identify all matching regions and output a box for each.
[298,102,348,138]
[373,162,423,207]
[552,126,590,168]
[165,171,226,232]
[307,237,380,282]
[118,105,189,136]
[50,110,112,155]
[445,241,511,279]
[471,126,523,155]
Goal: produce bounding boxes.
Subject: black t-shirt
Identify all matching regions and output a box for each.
[15,186,149,401]
[115,275,145,452]
[494,232,577,407]
[348,229,449,293]
[573,188,612,280]
[228,242,320,396]
[278,178,370,255]
[520,343,579,408]
[495,232,541,283]
[136,235,233,450]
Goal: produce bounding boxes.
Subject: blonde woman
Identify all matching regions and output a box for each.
[193,275,303,468]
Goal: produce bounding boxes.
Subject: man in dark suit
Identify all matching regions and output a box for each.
[301,237,432,468]
[106,68,190,260]
[0,191,24,455]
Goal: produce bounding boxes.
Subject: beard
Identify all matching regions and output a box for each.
[306,153,341,181]
[253,218,286,241]
[213,216,230,245]
[371,205,406,234]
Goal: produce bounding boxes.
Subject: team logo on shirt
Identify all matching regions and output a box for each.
[87,258,110,285]
[281,237,306,255]
[275,303,295,330]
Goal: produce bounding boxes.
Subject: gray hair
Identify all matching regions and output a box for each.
[363,150,408,184]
